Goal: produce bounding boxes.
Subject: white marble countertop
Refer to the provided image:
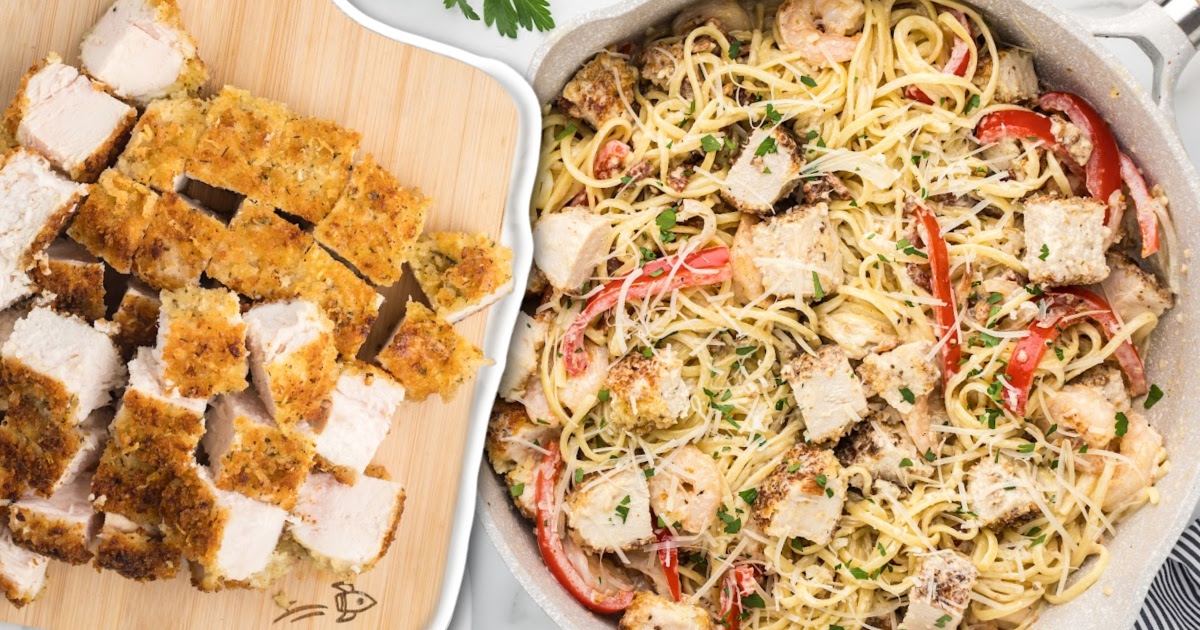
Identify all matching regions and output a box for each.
[339,1,1200,629]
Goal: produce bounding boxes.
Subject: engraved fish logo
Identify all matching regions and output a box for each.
[332,581,377,623]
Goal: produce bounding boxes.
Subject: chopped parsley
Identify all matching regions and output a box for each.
[574,469,584,484]
[765,103,782,123]
[935,614,954,628]
[755,136,779,157]
[1054,347,1065,361]
[647,268,665,278]
[644,468,655,478]
[701,134,723,153]
[1046,424,1058,438]
[1018,443,1036,453]
[849,566,870,580]
[1039,244,1050,260]
[1115,412,1129,437]
[739,488,758,504]
[1145,384,1164,409]
[987,292,1004,304]
[728,40,742,59]
[742,593,765,608]
[899,387,915,404]
[812,272,825,300]
[597,389,610,402]
[787,462,802,473]
[736,346,757,356]
[924,448,936,462]
[965,93,981,114]
[878,542,887,557]
[816,474,828,488]
[717,508,742,534]
[614,495,631,523]
[1030,533,1048,547]
[509,483,525,497]
[640,247,658,264]
[657,206,678,242]
[619,175,632,184]
[800,75,818,88]
[980,332,1002,348]
[805,130,819,142]
[553,123,577,142]
[899,458,914,468]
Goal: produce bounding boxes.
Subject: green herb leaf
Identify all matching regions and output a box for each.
[739,488,758,504]
[444,0,481,21]
[1115,412,1129,437]
[878,542,887,556]
[1018,443,1035,453]
[574,469,584,484]
[480,0,555,38]
[765,104,782,123]
[924,448,936,462]
[755,136,779,157]
[509,483,525,497]
[899,458,913,468]
[597,389,610,402]
[935,614,954,628]
[899,387,915,404]
[812,272,825,300]
[816,474,828,488]
[736,346,756,356]
[965,93,981,113]
[787,462,802,473]
[701,135,722,153]
[1030,533,1047,547]
[1145,384,1164,409]
[800,75,818,88]
[849,566,870,580]
[656,207,678,234]
[1039,244,1050,260]
[729,40,742,59]
[742,593,765,608]
[554,123,577,142]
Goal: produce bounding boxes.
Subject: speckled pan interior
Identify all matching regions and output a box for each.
[479,1,1200,628]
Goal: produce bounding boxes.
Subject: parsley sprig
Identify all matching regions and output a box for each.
[444,0,555,39]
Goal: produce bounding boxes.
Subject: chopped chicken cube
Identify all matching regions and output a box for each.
[819,310,899,360]
[753,445,845,545]
[162,466,288,586]
[605,348,691,434]
[498,312,550,401]
[532,207,611,292]
[108,347,206,469]
[187,87,289,198]
[410,232,514,322]
[0,304,29,411]
[93,513,180,581]
[91,448,175,525]
[733,203,843,301]
[991,49,1039,104]
[207,199,314,300]
[486,400,560,476]
[0,149,87,309]
[1050,117,1093,167]
[204,391,315,509]
[720,126,805,214]
[557,342,610,414]
[259,115,361,223]
[0,401,107,497]
[80,0,208,104]
[190,541,298,592]
[155,286,247,398]
[67,168,159,274]
[857,342,940,416]
[112,281,161,360]
[566,467,654,553]
[902,550,978,630]
[288,471,405,575]
[34,239,107,321]
[2,307,125,425]
[558,53,638,130]
[244,300,338,427]
[1045,365,1128,451]
[1102,252,1173,329]
[314,155,429,286]
[619,591,715,630]
[3,55,137,182]
[835,413,932,488]
[0,523,49,607]
[782,345,868,444]
[116,97,208,191]
[131,192,225,290]
[376,301,487,402]
[312,363,406,485]
[284,245,383,358]
[638,39,715,94]
[1022,195,1111,287]
[966,457,1040,529]
[648,445,723,534]
[9,473,101,565]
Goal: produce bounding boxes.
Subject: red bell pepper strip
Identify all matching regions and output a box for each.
[654,525,682,602]
[1001,287,1147,416]
[1119,153,1162,257]
[1038,92,1123,209]
[562,247,733,376]
[976,109,1058,147]
[717,565,759,630]
[535,442,635,614]
[594,140,631,181]
[907,10,972,105]
[913,204,962,383]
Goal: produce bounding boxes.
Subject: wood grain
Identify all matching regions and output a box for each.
[0,1,519,628]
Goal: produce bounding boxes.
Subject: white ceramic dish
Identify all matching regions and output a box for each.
[326,2,542,629]
[478,1,1200,628]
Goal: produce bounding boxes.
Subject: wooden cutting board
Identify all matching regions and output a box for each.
[0,1,520,629]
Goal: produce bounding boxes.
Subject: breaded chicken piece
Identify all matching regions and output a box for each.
[721,126,805,214]
[3,54,137,182]
[9,473,102,565]
[68,169,159,274]
[107,348,207,470]
[558,53,639,131]
[312,363,406,485]
[410,232,513,323]
[112,282,161,360]
[619,591,715,630]
[0,149,88,309]
[781,345,868,444]
[314,155,429,286]
[0,522,49,607]
[605,348,691,434]
[93,513,180,581]
[91,448,175,525]
[155,286,247,398]
[566,467,654,554]
[207,200,313,299]
[485,400,559,476]
[285,245,383,358]
[80,0,208,105]
[0,401,107,497]
[131,192,225,290]
[187,87,289,198]
[33,240,107,322]
[965,456,1041,529]
[259,115,361,223]
[116,97,208,192]
[244,300,338,427]
[190,540,299,592]
[204,391,315,509]
[902,550,978,630]
[287,470,405,575]
[753,445,845,545]
[161,466,288,587]
[375,301,487,402]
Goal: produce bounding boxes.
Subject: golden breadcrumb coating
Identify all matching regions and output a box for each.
[259,115,361,223]
[68,169,159,274]
[207,200,313,299]
[375,301,487,402]
[158,286,247,398]
[2,358,77,429]
[188,87,289,198]
[314,155,429,286]
[117,97,208,192]
[410,232,513,320]
[257,309,338,428]
[211,417,315,510]
[94,526,181,582]
[8,505,93,565]
[137,0,209,97]
[34,258,107,322]
[91,449,172,524]
[131,192,224,290]
[112,288,161,360]
[108,390,205,469]
[1,396,83,497]
[159,467,226,567]
[285,246,382,358]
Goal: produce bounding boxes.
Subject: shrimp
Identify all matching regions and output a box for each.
[648,445,724,534]
[593,140,631,181]
[1102,412,1163,511]
[775,0,866,67]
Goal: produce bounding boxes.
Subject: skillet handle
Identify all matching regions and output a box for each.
[1083,0,1200,118]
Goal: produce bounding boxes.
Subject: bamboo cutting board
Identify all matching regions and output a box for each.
[0,1,520,629]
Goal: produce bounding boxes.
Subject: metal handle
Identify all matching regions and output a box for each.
[1085,0,1200,118]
